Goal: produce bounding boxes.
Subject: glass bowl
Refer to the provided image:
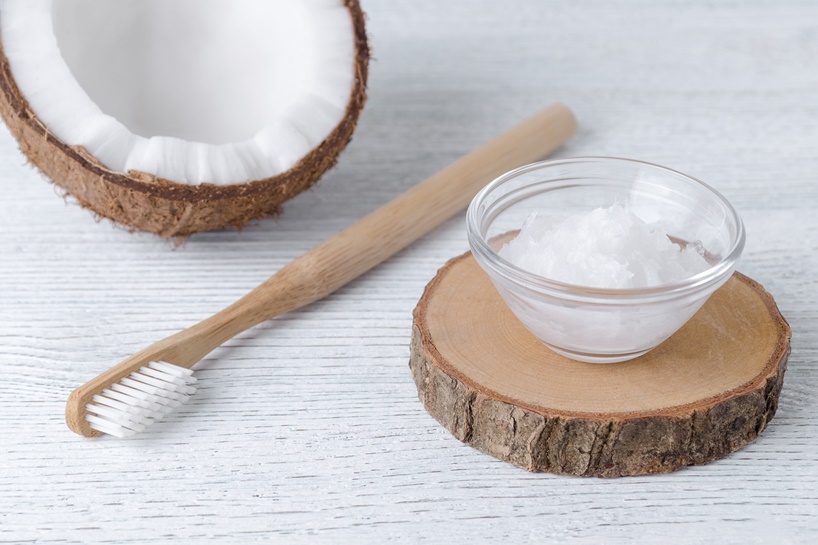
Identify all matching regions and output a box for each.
[466,157,745,364]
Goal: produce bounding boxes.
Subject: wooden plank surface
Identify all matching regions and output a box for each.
[1,0,817,543]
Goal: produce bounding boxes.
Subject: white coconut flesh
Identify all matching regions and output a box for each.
[0,0,356,185]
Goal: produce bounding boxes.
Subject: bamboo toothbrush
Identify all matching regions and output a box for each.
[66,104,577,438]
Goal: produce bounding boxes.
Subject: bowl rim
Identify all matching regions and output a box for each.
[466,156,746,299]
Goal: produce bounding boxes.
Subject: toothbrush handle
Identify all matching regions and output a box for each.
[183,104,576,361]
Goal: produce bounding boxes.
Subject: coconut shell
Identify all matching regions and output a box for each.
[0,0,369,237]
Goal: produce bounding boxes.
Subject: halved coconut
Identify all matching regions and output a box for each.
[0,0,368,236]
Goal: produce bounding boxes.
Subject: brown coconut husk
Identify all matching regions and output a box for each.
[0,0,369,238]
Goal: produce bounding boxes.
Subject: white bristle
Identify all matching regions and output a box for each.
[97,389,166,419]
[129,370,197,395]
[119,376,189,403]
[86,361,197,438]
[138,366,194,388]
[150,360,196,380]
[106,384,168,411]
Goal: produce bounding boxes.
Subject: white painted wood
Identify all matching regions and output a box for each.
[1,0,817,542]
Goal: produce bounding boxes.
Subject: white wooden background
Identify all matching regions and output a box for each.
[2,1,817,543]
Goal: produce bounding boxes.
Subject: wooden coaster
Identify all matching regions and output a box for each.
[410,252,790,478]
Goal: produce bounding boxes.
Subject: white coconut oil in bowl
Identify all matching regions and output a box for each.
[466,157,745,364]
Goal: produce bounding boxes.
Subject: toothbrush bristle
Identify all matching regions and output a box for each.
[85,361,197,438]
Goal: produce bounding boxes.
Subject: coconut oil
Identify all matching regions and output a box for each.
[499,203,709,288]
[490,203,714,361]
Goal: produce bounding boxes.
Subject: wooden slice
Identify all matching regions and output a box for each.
[410,252,791,478]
